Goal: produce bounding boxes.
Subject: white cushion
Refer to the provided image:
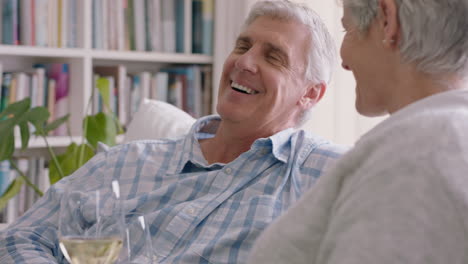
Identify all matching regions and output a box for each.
[124,99,196,143]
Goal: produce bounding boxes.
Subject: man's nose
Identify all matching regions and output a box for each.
[234,49,259,73]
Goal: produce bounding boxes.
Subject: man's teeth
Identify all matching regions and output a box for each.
[231,82,257,94]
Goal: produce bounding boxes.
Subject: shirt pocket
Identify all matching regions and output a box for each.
[191,195,280,263]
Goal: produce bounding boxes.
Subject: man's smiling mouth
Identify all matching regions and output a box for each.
[231,82,259,95]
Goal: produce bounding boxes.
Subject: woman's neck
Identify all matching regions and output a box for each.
[388,66,463,114]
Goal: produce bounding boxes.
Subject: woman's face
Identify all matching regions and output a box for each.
[340,6,393,116]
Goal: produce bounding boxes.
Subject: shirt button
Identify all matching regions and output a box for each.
[224,167,232,174]
[186,208,195,215]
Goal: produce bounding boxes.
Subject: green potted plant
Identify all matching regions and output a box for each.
[0,79,122,210]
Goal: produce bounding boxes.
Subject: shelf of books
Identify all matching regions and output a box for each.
[0,0,216,229]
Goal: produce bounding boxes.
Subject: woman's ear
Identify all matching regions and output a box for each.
[379,0,400,48]
[299,82,326,109]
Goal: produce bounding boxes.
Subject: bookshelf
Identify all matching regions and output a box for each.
[0,0,218,228]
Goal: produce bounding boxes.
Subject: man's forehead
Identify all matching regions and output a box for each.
[236,31,292,54]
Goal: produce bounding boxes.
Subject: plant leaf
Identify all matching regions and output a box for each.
[0,177,24,210]
[96,77,111,111]
[27,107,50,136]
[49,143,94,184]
[0,98,30,120]
[0,131,14,162]
[18,121,30,150]
[0,118,15,138]
[84,112,117,148]
[42,114,70,135]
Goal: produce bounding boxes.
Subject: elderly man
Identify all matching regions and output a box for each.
[0,1,346,263]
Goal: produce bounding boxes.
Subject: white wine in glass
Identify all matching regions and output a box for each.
[59,180,124,264]
[59,237,123,264]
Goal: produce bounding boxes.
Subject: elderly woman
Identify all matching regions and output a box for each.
[248,0,468,263]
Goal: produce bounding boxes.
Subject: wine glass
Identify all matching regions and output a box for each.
[58,180,124,264]
[117,212,155,264]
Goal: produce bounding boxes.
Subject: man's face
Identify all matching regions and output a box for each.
[216,16,318,135]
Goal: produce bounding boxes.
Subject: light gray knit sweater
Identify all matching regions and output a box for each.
[248,89,468,264]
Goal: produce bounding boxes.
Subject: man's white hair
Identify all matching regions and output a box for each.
[244,0,338,125]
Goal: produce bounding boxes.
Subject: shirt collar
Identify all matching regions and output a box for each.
[168,115,220,174]
[169,115,303,174]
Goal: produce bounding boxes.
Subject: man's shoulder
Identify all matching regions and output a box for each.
[293,129,349,156]
[289,130,348,170]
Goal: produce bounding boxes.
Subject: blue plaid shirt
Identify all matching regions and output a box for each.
[0,115,347,264]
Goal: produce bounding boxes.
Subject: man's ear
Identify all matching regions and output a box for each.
[379,0,400,47]
[299,82,326,109]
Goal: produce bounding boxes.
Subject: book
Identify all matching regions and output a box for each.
[14,72,30,102]
[161,0,175,53]
[20,0,32,46]
[144,0,151,51]
[139,71,151,100]
[0,161,11,197]
[126,0,136,50]
[201,66,212,116]
[47,64,70,136]
[0,64,3,110]
[16,159,29,217]
[116,0,125,50]
[33,66,46,107]
[59,0,68,48]
[107,0,116,50]
[8,75,17,104]
[12,0,18,45]
[37,158,49,195]
[30,72,38,107]
[1,73,12,111]
[92,0,100,49]
[67,0,77,47]
[192,66,202,117]
[47,78,56,123]
[151,71,168,102]
[101,0,108,50]
[48,0,57,47]
[130,75,141,115]
[2,0,15,45]
[201,0,214,55]
[35,0,48,47]
[0,1,3,44]
[175,0,185,53]
[149,0,162,51]
[133,0,145,51]
[191,0,202,54]
[94,65,128,125]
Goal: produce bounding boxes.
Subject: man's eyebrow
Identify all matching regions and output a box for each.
[236,36,251,44]
[265,42,288,61]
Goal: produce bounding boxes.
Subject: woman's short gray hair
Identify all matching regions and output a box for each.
[342,0,468,75]
[244,0,338,85]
